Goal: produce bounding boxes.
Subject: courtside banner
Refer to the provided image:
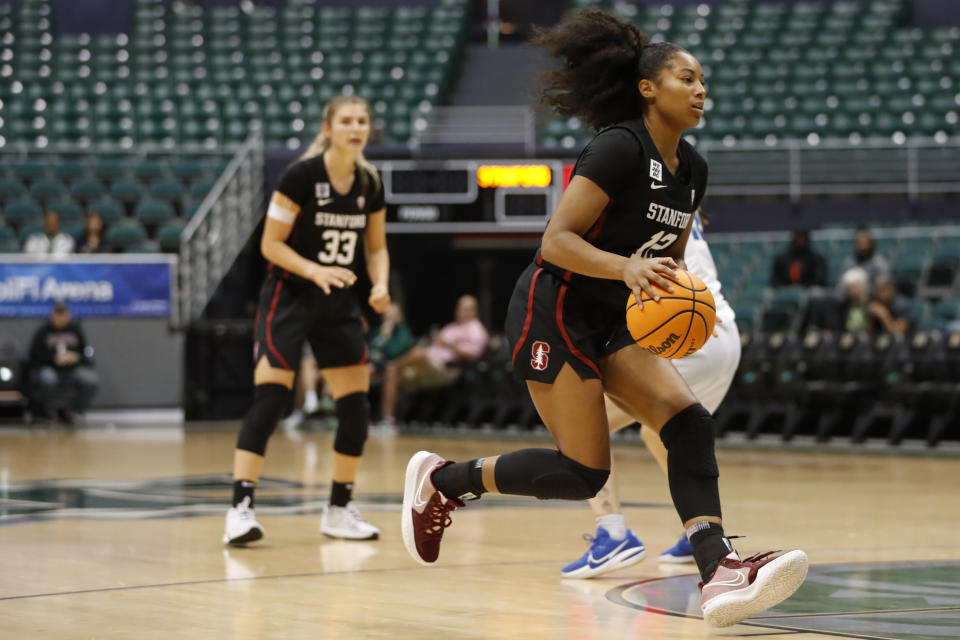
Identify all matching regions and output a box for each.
[0,258,174,317]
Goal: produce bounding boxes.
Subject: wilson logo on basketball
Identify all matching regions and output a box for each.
[531,341,550,370]
[646,333,681,356]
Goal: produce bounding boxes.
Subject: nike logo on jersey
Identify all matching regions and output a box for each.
[587,538,632,567]
[317,197,335,206]
[651,182,668,190]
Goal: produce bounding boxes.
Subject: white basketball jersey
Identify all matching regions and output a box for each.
[684,212,735,324]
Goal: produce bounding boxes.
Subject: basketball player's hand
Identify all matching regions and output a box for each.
[623,256,677,309]
[308,264,356,294]
[368,283,391,313]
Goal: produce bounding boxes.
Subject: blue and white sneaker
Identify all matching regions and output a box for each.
[659,532,694,563]
[561,527,647,578]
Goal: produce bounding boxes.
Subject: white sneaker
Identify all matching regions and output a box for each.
[321,502,381,540]
[222,497,265,546]
[281,409,305,432]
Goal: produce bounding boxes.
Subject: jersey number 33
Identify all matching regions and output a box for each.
[318,229,358,265]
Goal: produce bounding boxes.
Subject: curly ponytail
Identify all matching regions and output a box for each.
[532,9,686,131]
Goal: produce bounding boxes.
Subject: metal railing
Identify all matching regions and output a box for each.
[179,129,264,327]
[693,136,960,199]
[411,106,536,155]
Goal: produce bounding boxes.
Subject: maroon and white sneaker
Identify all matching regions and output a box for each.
[700,549,808,628]
[401,450,463,565]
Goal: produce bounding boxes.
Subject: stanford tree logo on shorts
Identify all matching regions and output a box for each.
[531,341,550,371]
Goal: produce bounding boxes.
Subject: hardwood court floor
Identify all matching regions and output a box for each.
[1,426,959,639]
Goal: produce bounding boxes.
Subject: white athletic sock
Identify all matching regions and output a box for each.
[597,514,627,540]
[304,389,319,412]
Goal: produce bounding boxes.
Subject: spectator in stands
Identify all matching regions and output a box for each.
[839,266,871,334]
[380,294,488,425]
[77,211,111,254]
[23,209,75,256]
[771,230,827,287]
[842,226,889,287]
[28,301,99,425]
[868,278,915,337]
[368,302,413,429]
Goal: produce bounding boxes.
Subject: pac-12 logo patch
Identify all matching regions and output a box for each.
[531,341,550,371]
[357,195,365,210]
[316,182,330,198]
[649,159,663,182]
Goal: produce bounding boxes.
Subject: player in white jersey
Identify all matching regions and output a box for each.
[561,210,741,578]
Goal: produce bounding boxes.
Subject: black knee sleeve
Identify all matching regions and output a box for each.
[659,403,722,522]
[236,384,289,456]
[494,448,610,501]
[333,392,370,457]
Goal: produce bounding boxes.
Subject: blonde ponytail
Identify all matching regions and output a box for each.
[298,131,330,161]
[299,95,381,196]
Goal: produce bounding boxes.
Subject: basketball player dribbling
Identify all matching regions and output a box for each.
[401,10,808,627]
[561,210,743,578]
[223,95,390,546]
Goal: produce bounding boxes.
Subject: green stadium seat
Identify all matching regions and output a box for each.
[109,178,144,204]
[53,158,90,181]
[61,221,86,242]
[105,218,148,251]
[134,199,176,225]
[189,179,215,200]
[134,158,169,180]
[47,198,84,223]
[149,178,185,202]
[28,177,66,202]
[11,159,48,180]
[0,233,20,253]
[3,199,43,226]
[94,157,130,181]
[0,177,27,201]
[87,197,126,223]
[156,218,186,252]
[69,178,107,202]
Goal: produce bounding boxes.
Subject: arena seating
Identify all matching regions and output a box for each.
[0,152,229,251]
[544,0,959,148]
[0,0,469,149]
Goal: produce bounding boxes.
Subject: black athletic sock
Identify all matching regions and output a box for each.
[431,458,486,502]
[233,479,256,508]
[688,521,732,581]
[330,481,353,507]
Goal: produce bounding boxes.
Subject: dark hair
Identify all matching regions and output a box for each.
[532,9,686,131]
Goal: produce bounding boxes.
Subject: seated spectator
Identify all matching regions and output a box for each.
[771,230,827,287]
[380,295,489,425]
[369,302,414,375]
[840,266,871,334]
[78,211,112,254]
[842,226,889,287]
[23,210,75,256]
[868,278,915,337]
[803,267,869,334]
[28,301,99,424]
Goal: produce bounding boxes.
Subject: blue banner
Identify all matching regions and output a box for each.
[0,261,172,317]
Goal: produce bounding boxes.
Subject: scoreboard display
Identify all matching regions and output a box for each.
[377,159,569,232]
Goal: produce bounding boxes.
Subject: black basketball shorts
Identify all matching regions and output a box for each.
[505,263,634,383]
[254,274,368,371]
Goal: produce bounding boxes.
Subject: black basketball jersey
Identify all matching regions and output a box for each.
[269,155,385,282]
[538,118,708,313]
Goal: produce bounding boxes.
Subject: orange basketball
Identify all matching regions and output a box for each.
[625,270,716,359]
